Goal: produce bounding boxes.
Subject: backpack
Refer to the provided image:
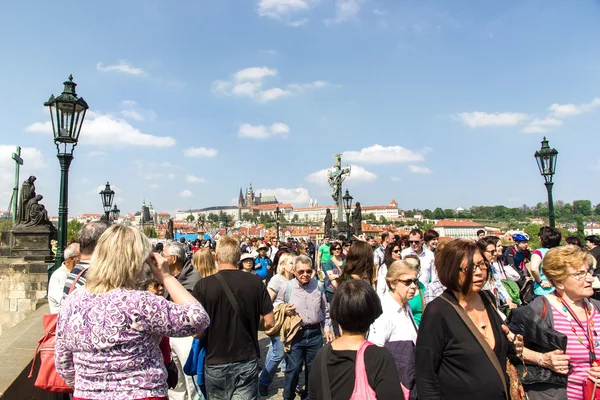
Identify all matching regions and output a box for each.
[284,279,324,303]
[28,268,86,393]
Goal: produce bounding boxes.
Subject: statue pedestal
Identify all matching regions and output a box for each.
[10,227,55,262]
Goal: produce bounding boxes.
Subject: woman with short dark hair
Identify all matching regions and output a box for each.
[338,241,375,284]
[424,230,440,252]
[308,280,400,400]
[376,241,402,298]
[416,239,522,400]
[528,226,562,297]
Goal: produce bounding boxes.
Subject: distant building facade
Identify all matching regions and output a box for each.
[433,220,485,240]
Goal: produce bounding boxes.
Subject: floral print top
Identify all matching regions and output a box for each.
[55,288,210,400]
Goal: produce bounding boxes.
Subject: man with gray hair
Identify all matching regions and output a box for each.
[276,254,332,399]
[163,241,201,400]
[62,221,110,297]
[48,242,80,313]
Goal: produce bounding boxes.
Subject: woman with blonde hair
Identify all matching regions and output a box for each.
[403,254,427,326]
[193,246,217,278]
[55,224,210,400]
[259,252,296,394]
[370,260,419,398]
[509,245,600,400]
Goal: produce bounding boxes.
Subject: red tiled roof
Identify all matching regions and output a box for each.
[434,220,485,228]
[362,205,398,211]
[292,206,333,212]
[249,203,293,211]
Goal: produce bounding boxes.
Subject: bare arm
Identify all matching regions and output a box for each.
[259,312,275,331]
[528,253,543,283]
[150,252,197,305]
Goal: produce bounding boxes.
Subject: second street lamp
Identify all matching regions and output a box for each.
[342,189,353,240]
[275,205,282,241]
[110,204,120,222]
[100,182,115,221]
[45,75,88,279]
[534,137,558,228]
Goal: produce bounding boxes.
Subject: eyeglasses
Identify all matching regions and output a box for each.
[344,244,351,247]
[397,278,419,287]
[392,249,401,254]
[460,261,488,272]
[332,248,342,251]
[570,270,592,281]
[296,269,313,275]
[409,240,421,244]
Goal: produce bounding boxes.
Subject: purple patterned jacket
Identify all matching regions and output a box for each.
[55,288,210,400]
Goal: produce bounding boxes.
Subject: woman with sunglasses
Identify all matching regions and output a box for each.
[416,239,522,400]
[508,245,600,400]
[369,260,420,398]
[403,254,427,326]
[376,242,402,298]
[322,242,345,337]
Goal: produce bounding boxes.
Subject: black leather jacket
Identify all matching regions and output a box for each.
[507,296,568,387]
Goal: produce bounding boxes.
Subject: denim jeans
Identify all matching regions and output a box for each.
[325,292,341,338]
[283,327,323,400]
[259,336,285,387]
[204,359,258,400]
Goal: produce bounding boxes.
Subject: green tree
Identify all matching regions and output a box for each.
[596,203,600,216]
[404,210,415,218]
[433,208,444,219]
[144,226,158,238]
[576,215,585,243]
[67,219,83,243]
[364,213,376,221]
[292,214,299,223]
[379,216,388,224]
[422,209,433,219]
[186,214,195,223]
[563,203,573,220]
[523,224,542,250]
[242,212,252,221]
[443,209,455,218]
[573,200,593,216]
[207,213,219,223]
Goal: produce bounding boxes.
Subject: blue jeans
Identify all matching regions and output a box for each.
[259,336,285,387]
[204,359,258,400]
[283,327,323,400]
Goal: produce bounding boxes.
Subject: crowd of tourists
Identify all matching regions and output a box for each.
[44,220,600,400]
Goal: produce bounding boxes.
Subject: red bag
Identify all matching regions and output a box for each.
[583,378,600,400]
[28,313,73,393]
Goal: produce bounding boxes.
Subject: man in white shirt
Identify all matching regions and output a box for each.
[401,229,436,287]
[48,242,80,313]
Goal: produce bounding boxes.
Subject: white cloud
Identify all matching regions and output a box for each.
[234,66,277,81]
[548,98,600,118]
[149,183,159,189]
[288,18,309,27]
[186,175,207,184]
[306,165,376,184]
[261,49,278,55]
[390,177,402,182]
[180,190,193,198]
[521,117,563,133]
[254,187,311,205]
[183,147,218,157]
[238,123,290,139]
[326,0,365,24]
[373,8,388,15]
[409,165,432,174]
[121,100,137,107]
[455,112,529,128]
[96,61,146,76]
[258,0,310,19]
[134,160,176,181]
[25,112,175,147]
[343,144,424,164]
[522,125,547,134]
[212,67,331,102]
[120,100,156,122]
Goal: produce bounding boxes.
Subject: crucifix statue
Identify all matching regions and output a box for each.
[10,147,23,224]
[327,154,351,228]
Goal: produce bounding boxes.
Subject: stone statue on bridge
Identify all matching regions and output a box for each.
[352,202,363,237]
[166,218,174,240]
[324,208,333,237]
[14,176,54,230]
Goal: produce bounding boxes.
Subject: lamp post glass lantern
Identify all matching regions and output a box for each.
[534,137,558,228]
[46,75,89,279]
[100,182,115,221]
[110,204,120,222]
[275,205,282,240]
[342,189,353,240]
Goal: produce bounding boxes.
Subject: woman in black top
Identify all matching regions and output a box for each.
[308,280,400,400]
[416,239,522,400]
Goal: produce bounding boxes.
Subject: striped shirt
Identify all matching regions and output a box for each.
[62,261,90,299]
[551,304,600,400]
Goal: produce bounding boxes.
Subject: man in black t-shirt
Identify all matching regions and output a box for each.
[193,236,274,399]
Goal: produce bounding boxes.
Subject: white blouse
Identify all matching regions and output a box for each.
[368,292,418,347]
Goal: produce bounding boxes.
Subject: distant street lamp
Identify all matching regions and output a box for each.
[110,204,120,222]
[274,205,282,241]
[45,75,89,279]
[222,214,230,235]
[99,182,115,221]
[342,189,353,240]
[534,137,558,228]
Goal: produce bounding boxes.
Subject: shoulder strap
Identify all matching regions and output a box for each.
[440,292,509,400]
[321,343,333,400]
[214,272,260,358]
[419,286,425,311]
[68,267,88,295]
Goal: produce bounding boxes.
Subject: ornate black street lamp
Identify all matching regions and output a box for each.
[342,189,353,240]
[45,75,88,278]
[99,182,115,221]
[110,204,120,222]
[274,205,282,241]
[222,214,230,235]
[534,137,558,228]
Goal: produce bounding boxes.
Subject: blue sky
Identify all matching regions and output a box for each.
[0,0,599,217]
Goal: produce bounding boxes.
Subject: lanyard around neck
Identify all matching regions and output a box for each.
[556,293,597,363]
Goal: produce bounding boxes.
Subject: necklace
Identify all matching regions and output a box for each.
[556,295,600,358]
